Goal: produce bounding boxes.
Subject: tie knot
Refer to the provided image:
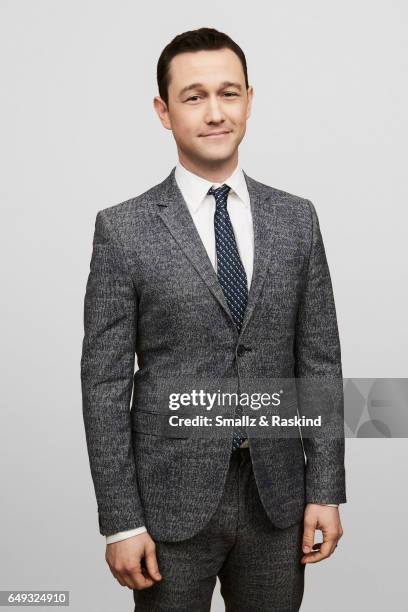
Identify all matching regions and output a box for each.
[208,184,231,209]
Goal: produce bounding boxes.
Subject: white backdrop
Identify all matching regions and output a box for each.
[1,1,407,610]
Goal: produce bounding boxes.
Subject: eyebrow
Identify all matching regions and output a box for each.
[178,81,243,97]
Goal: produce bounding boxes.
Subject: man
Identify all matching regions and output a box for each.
[81,27,345,611]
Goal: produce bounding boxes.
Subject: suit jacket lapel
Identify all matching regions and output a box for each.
[156,167,235,326]
[155,166,278,336]
[240,171,278,337]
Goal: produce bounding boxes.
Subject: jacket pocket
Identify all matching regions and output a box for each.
[131,409,189,439]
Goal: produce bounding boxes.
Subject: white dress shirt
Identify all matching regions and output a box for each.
[175,160,254,289]
[105,160,338,545]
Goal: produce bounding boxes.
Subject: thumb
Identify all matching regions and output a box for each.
[144,546,162,581]
[302,521,316,554]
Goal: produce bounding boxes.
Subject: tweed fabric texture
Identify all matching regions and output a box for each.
[80,166,346,539]
[133,448,305,612]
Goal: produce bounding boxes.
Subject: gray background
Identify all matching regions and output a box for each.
[1,0,407,610]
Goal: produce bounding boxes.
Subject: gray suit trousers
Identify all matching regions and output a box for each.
[133,447,305,612]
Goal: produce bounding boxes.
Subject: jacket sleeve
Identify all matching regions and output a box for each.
[80,210,145,535]
[294,200,347,505]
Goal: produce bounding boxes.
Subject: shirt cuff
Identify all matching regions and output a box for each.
[318,503,339,508]
[106,526,147,544]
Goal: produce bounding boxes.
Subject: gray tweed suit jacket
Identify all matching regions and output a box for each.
[80,166,346,541]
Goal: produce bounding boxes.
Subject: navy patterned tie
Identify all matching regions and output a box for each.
[208,184,248,450]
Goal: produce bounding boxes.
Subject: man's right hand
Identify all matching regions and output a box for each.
[105,532,162,590]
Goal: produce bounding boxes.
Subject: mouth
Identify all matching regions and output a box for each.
[199,131,232,139]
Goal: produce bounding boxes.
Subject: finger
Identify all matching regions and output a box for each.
[144,547,162,582]
[110,566,151,590]
[302,521,316,554]
[110,568,127,587]
[301,539,335,564]
[126,563,155,590]
[111,558,155,590]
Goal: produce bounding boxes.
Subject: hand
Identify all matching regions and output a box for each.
[105,532,162,589]
[301,504,343,564]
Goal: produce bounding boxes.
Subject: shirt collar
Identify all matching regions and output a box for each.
[175,160,250,213]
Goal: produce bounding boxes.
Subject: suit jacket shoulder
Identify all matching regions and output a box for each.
[95,180,165,242]
[245,176,316,225]
[97,170,317,246]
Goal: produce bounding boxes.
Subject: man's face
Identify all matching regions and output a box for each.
[155,48,253,167]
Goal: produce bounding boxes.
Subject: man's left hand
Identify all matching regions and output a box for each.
[301,504,343,564]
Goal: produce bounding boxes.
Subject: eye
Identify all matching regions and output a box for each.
[185,92,239,102]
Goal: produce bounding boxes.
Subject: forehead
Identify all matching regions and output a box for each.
[168,48,245,92]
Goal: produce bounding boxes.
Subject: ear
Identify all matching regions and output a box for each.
[246,86,254,120]
[153,96,172,130]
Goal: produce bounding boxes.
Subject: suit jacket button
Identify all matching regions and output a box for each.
[237,345,246,357]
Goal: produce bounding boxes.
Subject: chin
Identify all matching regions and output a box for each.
[202,154,233,166]
[199,146,235,161]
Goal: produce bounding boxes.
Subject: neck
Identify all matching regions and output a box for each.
[177,151,239,183]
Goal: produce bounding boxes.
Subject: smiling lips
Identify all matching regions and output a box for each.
[200,130,231,138]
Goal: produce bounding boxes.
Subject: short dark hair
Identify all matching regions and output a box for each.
[157,27,249,107]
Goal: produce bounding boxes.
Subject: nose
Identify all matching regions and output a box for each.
[204,95,225,124]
